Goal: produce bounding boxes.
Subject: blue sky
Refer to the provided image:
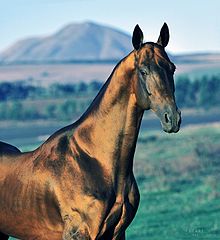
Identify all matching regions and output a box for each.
[0,0,219,54]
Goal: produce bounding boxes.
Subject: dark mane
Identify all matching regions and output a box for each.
[0,141,21,154]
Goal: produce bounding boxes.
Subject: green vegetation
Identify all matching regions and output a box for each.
[176,75,220,108]
[0,74,220,121]
[126,125,220,240]
[0,81,102,101]
[0,81,102,121]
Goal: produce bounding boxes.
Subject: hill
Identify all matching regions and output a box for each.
[0,21,220,86]
[0,21,220,66]
[0,22,132,63]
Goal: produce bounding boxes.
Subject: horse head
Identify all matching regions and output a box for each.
[132,23,181,133]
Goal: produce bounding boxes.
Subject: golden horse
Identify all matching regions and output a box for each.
[0,23,181,239]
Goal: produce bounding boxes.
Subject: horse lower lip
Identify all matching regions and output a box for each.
[163,127,179,133]
[163,127,172,133]
[162,123,172,133]
[172,127,180,133]
[162,122,180,133]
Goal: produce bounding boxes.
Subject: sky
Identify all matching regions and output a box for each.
[0,0,219,54]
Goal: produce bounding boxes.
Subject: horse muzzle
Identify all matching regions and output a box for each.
[160,108,181,133]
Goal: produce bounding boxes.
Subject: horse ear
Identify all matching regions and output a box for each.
[132,24,144,50]
[157,23,169,48]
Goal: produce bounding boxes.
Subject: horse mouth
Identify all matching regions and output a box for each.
[162,123,180,133]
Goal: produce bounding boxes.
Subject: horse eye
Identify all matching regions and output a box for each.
[140,69,148,76]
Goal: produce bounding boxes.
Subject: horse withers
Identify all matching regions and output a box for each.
[0,23,181,240]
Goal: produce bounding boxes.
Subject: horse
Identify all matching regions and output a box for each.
[0,23,181,240]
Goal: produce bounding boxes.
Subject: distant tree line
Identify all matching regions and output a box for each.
[0,80,102,121]
[175,75,220,108]
[0,75,219,121]
[0,80,102,101]
[0,99,91,121]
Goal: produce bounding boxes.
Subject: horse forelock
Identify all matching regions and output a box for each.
[135,43,154,65]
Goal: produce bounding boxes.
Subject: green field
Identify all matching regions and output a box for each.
[127,124,220,240]
[9,123,220,240]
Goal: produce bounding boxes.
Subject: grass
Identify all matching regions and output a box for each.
[9,123,220,240]
[127,124,220,240]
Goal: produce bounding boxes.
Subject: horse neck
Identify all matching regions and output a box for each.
[73,52,144,185]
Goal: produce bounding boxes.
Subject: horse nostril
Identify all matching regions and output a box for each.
[164,113,170,124]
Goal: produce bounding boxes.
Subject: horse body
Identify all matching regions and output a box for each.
[0,147,62,239]
[0,24,181,239]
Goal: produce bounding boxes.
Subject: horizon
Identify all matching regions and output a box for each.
[1,0,220,54]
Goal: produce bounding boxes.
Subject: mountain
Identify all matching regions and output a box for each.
[0,22,132,63]
[0,21,220,65]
